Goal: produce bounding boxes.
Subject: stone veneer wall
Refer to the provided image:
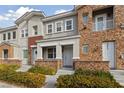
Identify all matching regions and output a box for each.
[0,59,21,65]
[73,60,109,71]
[35,59,63,70]
[77,5,124,69]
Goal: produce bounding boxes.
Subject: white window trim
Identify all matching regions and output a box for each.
[95,14,107,32]
[46,23,53,34]
[20,28,28,38]
[55,21,63,33]
[65,18,73,31]
[47,47,56,59]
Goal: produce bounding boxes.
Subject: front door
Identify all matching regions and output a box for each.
[102,42,115,69]
[95,14,106,31]
[32,48,37,64]
[63,46,73,67]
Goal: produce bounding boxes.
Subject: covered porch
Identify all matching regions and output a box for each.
[35,36,80,69]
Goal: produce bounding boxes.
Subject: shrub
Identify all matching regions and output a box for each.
[74,69,114,80]
[28,66,56,75]
[0,67,46,88]
[0,64,20,71]
[56,75,122,88]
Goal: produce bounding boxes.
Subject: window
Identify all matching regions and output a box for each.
[21,29,28,37]
[47,24,53,34]
[83,14,88,25]
[65,19,73,31]
[3,49,8,58]
[23,50,28,58]
[13,31,16,39]
[25,29,28,37]
[3,33,6,40]
[8,32,11,40]
[56,21,62,32]
[47,48,56,59]
[21,30,24,37]
[82,44,89,54]
[33,25,38,35]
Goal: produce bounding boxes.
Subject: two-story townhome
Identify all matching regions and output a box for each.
[35,10,80,68]
[0,26,19,63]
[75,5,124,70]
[0,11,45,65]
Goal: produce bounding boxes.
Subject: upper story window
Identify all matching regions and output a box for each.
[8,32,11,40]
[83,14,88,25]
[33,25,38,35]
[21,29,28,38]
[65,19,73,31]
[13,31,16,39]
[55,21,63,32]
[47,23,53,34]
[25,29,28,37]
[3,33,6,41]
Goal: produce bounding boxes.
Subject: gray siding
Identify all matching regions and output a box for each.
[43,15,78,39]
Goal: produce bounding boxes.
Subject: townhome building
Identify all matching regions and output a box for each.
[76,5,124,70]
[0,5,124,71]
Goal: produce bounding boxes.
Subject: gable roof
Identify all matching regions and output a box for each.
[15,11,46,24]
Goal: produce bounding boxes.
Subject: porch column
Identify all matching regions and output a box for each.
[56,44,62,59]
[73,40,80,59]
[37,44,43,59]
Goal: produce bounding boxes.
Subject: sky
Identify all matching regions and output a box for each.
[0,5,74,28]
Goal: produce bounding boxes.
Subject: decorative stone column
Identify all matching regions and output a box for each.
[73,39,80,59]
[56,44,62,59]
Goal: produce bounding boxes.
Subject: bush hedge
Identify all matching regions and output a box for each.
[56,75,122,88]
[56,69,123,88]
[0,64,46,88]
[28,66,56,75]
[0,64,20,71]
[74,69,114,80]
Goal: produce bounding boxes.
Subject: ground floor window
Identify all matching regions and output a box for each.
[3,49,8,58]
[47,48,56,59]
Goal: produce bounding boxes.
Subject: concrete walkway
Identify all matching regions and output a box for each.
[110,70,124,86]
[0,82,18,88]
[16,65,32,72]
[43,68,74,88]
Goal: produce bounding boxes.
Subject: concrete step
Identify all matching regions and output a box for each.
[16,65,32,72]
[56,68,74,75]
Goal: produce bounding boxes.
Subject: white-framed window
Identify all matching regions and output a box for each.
[82,44,89,54]
[65,19,73,31]
[3,49,8,59]
[33,25,38,35]
[55,21,63,32]
[47,48,56,59]
[3,33,6,41]
[47,23,53,34]
[21,29,28,38]
[21,30,24,37]
[12,31,16,39]
[8,32,11,40]
[83,14,88,25]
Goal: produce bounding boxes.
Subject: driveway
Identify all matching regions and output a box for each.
[0,82,18,88]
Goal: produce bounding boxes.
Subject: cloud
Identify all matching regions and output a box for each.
[54,9,69,14]
[0,6,40,22]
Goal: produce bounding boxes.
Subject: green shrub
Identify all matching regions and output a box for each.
[28,66,56,75]
[56,75,122,88]
[74,69,114,80]
[0,64,20,71]
[0,67,46,88]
